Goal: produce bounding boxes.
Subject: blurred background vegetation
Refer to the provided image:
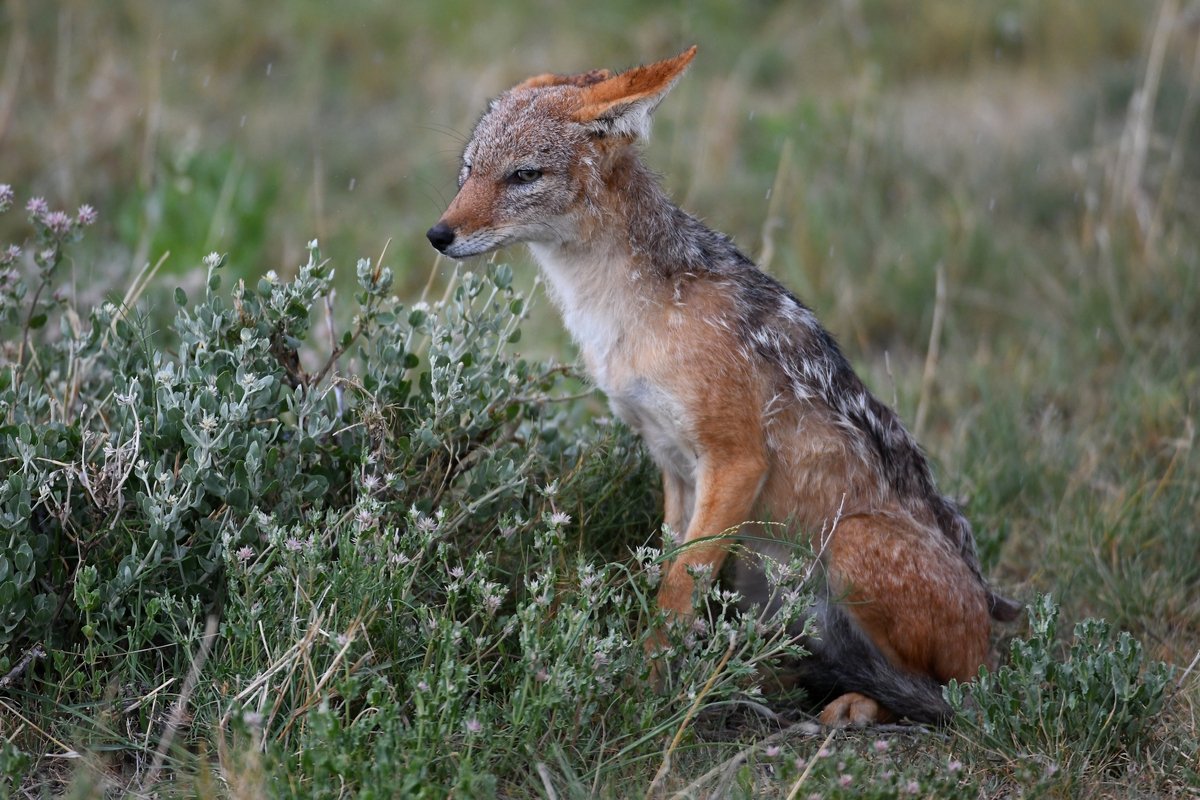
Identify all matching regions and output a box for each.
[0,0,1162,296]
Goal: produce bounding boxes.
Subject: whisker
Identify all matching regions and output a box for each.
[419,123,469,146]
[415,176,450,209]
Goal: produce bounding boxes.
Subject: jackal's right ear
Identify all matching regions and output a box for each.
[572,45,697,140]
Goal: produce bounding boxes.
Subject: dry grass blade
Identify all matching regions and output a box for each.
[277,613,369,741]
[913,261,946,440]
[1180,648,1200,688]
[0,697,78,758]
[1107,0,1178,235]
[535,762,560,800]
[672,719,821,799]
[1146,19,1200,257]
[758,138,793,270]
[646,639,737,798]
[784,728,836,800]
[142,615,219,789]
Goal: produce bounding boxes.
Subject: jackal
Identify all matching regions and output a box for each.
[427,46,1019,725]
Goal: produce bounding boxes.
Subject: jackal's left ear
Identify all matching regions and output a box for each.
[572,45,697,140]
[513,68,614,91]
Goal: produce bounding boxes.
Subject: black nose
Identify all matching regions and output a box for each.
[426,222,455,252]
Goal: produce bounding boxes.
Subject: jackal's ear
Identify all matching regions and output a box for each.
[513,68,614,91]
[572,45,697,140]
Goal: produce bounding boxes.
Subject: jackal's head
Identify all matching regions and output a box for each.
[427,46,697,259]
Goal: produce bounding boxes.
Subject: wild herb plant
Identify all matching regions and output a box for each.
[0,189,816,794]
[1,185,99,650]
[946,594,1176,776]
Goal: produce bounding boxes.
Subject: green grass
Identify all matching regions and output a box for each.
[1,0,1198,797]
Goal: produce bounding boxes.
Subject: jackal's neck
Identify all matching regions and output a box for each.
[597,149,719,277]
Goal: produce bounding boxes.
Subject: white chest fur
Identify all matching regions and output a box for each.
[527,242,698,483]
[610,379,697,484]
[527,242,642,391]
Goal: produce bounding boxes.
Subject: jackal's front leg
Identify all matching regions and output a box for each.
[661,470,692,542]
[657,453,767,620]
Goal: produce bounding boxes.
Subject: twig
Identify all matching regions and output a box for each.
[313,237,393,390]
[729,696,787,724]
[121,677,177,715]
[310,323,360,388]
[0,643,46,688]
[16,265,54,376]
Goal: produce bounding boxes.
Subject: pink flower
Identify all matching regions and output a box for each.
[26,197,48,219]
[0,184,13,210]
[839,774,853,788]
[76,204,98,226]
[873,738,889,753]
[236,546,254,562]
[764,745,780,757]
[465,718,483,734]
[948,759,963,773]
[44,210,71,236]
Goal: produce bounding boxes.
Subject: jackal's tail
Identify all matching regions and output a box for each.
[788,601,953,725]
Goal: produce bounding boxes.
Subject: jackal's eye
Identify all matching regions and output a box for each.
[509,168,543,184]
[458,163,472,187]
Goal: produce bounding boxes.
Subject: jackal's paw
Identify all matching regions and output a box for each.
[818,693,895,727]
